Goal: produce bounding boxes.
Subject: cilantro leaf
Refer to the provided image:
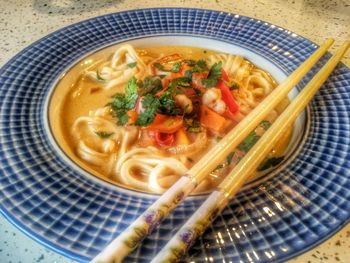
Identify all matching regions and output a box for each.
[184,59,196,67]
[96,70,106,82]
[95,131,114,138]
[171,62,181,73]
[127,62,137,68]
[169,77,192,88]
[201,61,222,88]
[192,59,208,73]
[138,76,163,95]
[184,70,193,79]
[258,156,284,171]
[125,77,138,108]
[237,131,260,153]
[260,120,271,130]
[159,89,183,116]
[237,120,271,153]
[110,77,138,125]
[135,94,160,126]
[227,80,240,90]
[154,63,165,71]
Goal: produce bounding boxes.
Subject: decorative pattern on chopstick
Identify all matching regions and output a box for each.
[91,176,196,263]
[151,191,228,263]
[150,40,350,263]
[90,39,334,263]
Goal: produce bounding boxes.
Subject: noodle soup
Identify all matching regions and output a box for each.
[49,44,292,194]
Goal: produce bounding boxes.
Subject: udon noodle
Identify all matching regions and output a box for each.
[50,44,292,194]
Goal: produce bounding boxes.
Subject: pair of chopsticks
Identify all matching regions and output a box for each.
[92,39,349,263]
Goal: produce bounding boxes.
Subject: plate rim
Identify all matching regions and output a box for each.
[0,7,349,263]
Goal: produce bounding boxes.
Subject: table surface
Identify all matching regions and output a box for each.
[0,0,349,262]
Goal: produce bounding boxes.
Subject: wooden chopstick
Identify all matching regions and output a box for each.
[91,39,334,263]
[151,40,350,263]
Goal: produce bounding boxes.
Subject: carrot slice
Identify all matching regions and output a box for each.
[127,110,138,124]
[200,106,227,133]
[175,128,190,145]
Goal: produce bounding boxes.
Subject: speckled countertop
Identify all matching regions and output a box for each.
[0,0,349,262]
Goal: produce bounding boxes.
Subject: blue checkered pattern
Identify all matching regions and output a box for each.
[0,8,349,263]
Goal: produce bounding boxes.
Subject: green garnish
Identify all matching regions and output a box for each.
[135,94,160,126]
[184,117,201,133]
[237,120,271,153]
[95,131,114,138]
[258,156,284,171]
[154,62,165,71]
[184,70,193,79]
[159,88,183,116]
[226,152,235,165]
[226,80,240,90]
[96,70,106,82]
[192,59,208,73]
[137,76,163,95]
[201,61,222,88]
[238,131,260,153]
[184,59,196,67]
[127,62,137,68]
[169,77,192,88]
[171,62,181,73]
[110,77,138,125]
[260,120,272,130]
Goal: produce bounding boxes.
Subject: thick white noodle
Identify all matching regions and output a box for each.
[114,147,188,193]
[85,44,149,89]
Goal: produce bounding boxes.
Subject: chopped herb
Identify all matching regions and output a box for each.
[169,77,192,88]
[260,120,271,130]
[154,62,181,73]
[201,61,222,88]
[110,77,138,125]
[127,62,137,68]
[95,131,114,138]
[158,74,167,79]
[192,59,208,73]
[184,59,196,66]
[238,131,260,153]
[194,88,203,96]
[187,126,202,133]
[226,80,240,90]
[258,156,284,171]
[171,62,181,73]
[184,117,201,133]
[138,76,163,95]
[237,121,271,152]
[159,88,183,116]
[213,164,224,172]
[184,70,193,79]
[226,152,235,165]
[96,70,106,82]
[135,94,160,126]
[154,62,165,71]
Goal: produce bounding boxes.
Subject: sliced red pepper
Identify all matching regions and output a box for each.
[146,114,183,133]
[154,132,174,146]
[221,68,229,81]
[217,80,239,114]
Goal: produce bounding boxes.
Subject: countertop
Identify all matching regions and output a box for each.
[0,0,349,262]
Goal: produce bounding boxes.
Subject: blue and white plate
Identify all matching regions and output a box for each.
[1,8,350,263]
